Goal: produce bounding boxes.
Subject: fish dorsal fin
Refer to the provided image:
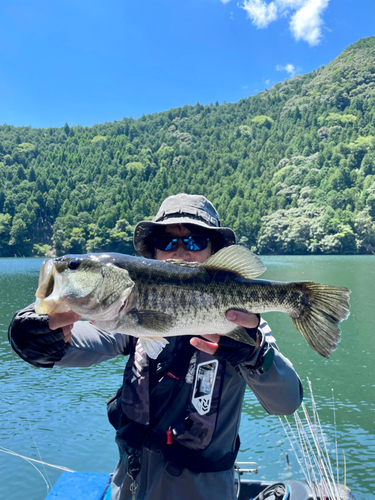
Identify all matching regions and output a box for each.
[166,245,266,280]
[204,245,266,280]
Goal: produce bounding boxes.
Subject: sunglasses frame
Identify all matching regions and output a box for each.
[154,233,210,252]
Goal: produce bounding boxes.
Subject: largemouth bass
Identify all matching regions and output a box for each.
[35,245,351,359]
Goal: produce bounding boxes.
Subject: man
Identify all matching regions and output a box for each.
[8,193,303,500]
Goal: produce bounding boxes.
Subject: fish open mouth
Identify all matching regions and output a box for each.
[35,259,69,315]
[34,254,136,323]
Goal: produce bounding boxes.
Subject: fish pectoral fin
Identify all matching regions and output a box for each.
[146,336,169,344]
[140,338,166,359]
[133,310,175,333]
[203,246,266,280]
[225,326,257,346]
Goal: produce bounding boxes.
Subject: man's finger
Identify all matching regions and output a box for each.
[226,310,259,329]
[49,312,81,331]
[199,333,221,343]
[62,325,73,344]
[190,337,218,355]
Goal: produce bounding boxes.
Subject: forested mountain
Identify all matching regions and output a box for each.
[1,37,375,257]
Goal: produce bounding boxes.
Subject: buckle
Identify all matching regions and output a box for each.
[255,344,275,375]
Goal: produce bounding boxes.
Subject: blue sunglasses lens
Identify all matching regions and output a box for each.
[154,234,209,252]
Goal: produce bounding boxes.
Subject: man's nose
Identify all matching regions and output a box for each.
[172,240,191,260]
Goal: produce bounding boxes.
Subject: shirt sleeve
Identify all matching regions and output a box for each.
[8,303,131,369]
[8,304,70,368]
[56,320,131,367]
[237,319,303,416]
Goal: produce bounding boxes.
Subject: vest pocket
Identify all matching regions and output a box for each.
[172,355,224,451]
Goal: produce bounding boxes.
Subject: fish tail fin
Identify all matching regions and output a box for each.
[292,283,351,359]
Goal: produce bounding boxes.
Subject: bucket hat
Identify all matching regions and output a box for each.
[133,193,236,258]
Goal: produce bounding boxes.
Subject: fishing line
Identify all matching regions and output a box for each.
[293,413,314,487]
[27,415,53,491]
[343,450,347,500]
[313,405,340,499]
[332,388,340,487]
[0,445,75,472]
[307,380,332,496]
[294,411,321,498]
[3,356,50,494]
[295,410,325,500]
[305,381,329,497]
[279,416,317,498]
[0,445,51,493]
[307,379,341,499]
[301,403,337,499]
[280,380,348,500]
[5,341,75,495]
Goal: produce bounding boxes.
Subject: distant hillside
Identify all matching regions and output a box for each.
[1,37,375,257]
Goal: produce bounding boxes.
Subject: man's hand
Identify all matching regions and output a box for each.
[8,306,81,367]
[49,311,81,344]
[190,311,260,355]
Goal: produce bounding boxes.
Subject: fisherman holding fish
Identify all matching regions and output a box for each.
[8,194,310,499]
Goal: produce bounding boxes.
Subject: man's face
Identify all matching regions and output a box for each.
[155,224,212,263]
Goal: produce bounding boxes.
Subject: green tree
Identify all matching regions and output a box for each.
[9,218,30,255]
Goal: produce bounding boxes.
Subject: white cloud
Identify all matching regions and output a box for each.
[289,0,329,46]
[276,0,305,9]
[240,0,329,45]
[276,63,297,75]
[242,0,278,28]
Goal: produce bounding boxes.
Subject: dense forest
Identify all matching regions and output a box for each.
[1,37,375,257]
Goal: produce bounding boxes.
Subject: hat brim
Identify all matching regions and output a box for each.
[133,218,236,258]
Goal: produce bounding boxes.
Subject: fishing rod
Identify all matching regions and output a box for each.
[280,379,349,500]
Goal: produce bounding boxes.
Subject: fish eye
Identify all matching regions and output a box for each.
[68,259,81,270]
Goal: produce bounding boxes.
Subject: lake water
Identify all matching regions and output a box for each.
[0,256,374,499]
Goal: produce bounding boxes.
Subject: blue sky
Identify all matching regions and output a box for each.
[0,0,374,128]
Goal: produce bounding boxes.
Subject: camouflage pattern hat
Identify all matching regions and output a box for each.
[133,193,236,258]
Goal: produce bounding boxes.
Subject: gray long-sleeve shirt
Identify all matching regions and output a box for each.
[8,308,302,500]
[57,319,302,415]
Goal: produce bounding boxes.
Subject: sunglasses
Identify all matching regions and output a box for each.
[154,234,210,252]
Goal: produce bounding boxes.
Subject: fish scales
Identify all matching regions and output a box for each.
[34,246,351,359]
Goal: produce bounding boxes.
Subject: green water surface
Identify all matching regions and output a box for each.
[0,256,374,499]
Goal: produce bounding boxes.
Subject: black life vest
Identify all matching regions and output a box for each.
[107,336,240,472]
